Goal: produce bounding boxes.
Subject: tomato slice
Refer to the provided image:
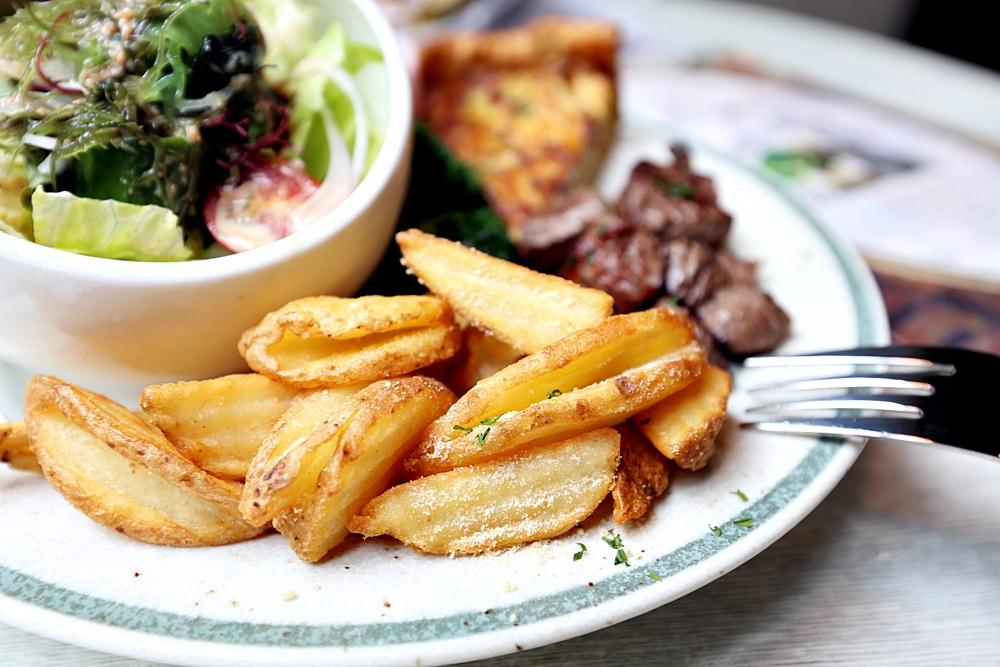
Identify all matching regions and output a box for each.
[205,160,319,253]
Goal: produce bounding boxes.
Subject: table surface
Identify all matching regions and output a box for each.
[3,1,999,665]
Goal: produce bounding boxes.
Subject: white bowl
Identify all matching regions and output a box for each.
[0,0,412,407]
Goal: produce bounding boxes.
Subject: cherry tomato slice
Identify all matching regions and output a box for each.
[204,159,319,253]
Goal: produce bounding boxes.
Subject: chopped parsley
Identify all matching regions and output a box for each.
[646,572,663,582]
[709,524,723,537]
[573,543,587,561]
[453,424,473,433]
[733,518,754,529]
[732,489,749,502]
[655,178,695,200]
[603,530,630,567]
[475,428,491,447]
[480,416,500,426]
[547,389,563,399]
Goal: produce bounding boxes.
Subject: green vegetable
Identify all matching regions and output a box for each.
[480,416,500,426]
[244,0,321,91]
[733,518,754,529]
[709,525,723,537]
[573,543,587,561]
[0,152,31,239]
[31,188,192,261]
[475,428,491,447]
[646,572,662,581]
[603,530,630,567]
[547,390,563,399]
[732,489,749,502]
[452,425,473,433]
[288,23,382,181]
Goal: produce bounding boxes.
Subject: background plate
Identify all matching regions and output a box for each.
[0,115,888,667]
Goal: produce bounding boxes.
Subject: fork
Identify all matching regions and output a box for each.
[739,346,1000,459]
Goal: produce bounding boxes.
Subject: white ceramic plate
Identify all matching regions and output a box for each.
[0,116,888,667]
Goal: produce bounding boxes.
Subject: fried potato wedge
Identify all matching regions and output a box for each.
[635,364,732,471]
[446,328,524,395]
[240,384,365,526]
[0,421,40,473]
[24,376,261,546]
[350,429,620,555]
[407,309,705,476]
[140,374,298,480]
[273,377,456,562]
[611,424,669,524]
[398,229,614,353]
[238,295,461,388]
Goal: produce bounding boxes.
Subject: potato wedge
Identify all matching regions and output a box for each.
[273,377,456,562]
[634,365,732,471]
[446,328,524,395]
[397,229,614,353]
[240,384,365,526]
[24,376,261,546]
[140,374,298,481]
[611,424,669,524]
[238,295,461,388]
[406,309,705,476]
[350,429,620,555]
[0,421,40,473]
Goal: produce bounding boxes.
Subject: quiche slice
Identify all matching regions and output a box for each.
[419,17,619,241]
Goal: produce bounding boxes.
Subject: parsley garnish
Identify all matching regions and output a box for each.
[732,489,749,502]
[709,524,723,537]
[453,424,472,433]
[603,530,630,567]
[733,518,754,528]
[475,428,491,447]
[480,416,499,426]
[547,389,563,399]
[646,572,662,582]
[573,543,587,561]
[654,177,696,200]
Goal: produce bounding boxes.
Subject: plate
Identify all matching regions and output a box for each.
[0,115,888,667]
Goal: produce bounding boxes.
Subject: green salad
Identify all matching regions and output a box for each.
[0,0,383,261]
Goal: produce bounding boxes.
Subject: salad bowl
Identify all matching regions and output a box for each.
[0,0,412,404]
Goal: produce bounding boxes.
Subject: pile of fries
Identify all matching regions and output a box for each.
[1,230,731,562]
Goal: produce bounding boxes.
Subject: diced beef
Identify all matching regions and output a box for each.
[663,239,727,307]
[617,146,732,245]
[696,284,791,356]
[516,188,610,269]
[715,251,757,285]
[562,217,664,312]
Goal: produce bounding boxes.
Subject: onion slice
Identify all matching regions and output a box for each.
[289,108,355,231]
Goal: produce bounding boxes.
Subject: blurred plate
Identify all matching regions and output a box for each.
[0,114,888,666]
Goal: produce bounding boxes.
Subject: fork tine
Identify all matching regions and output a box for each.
[740,418,937,445]
[743,354,956,375]
[748,376,935,395]
[745,398,923,417]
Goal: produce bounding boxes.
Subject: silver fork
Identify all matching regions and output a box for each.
[739,346,1000,460]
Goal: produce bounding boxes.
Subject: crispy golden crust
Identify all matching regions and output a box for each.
[25,376,262,547]
[635,365,732,471]
[0,421,39,473]
[611,424,669,524]
[419,17,619,234]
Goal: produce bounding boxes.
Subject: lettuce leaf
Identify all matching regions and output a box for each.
[244,0,321,91]
[31,188,193,261]
[288,24,382,181]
